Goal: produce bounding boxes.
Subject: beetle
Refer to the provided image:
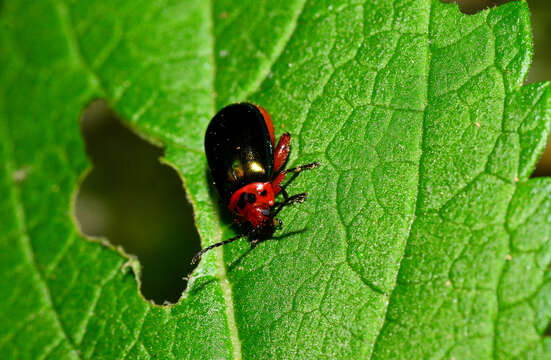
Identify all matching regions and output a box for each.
[191,102,319,264]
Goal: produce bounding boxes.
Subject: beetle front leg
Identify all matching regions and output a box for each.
[271,192,308,219]
[272,161,320,194]
[280,188,289,201]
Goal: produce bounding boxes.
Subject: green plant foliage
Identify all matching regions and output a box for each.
[1,0,550,359]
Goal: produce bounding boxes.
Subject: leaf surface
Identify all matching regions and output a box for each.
[1,0,550,359]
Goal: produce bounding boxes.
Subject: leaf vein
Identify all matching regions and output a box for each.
[0,122,81,357]
[370,0,432,356]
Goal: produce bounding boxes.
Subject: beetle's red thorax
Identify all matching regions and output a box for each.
[229,182,275,228]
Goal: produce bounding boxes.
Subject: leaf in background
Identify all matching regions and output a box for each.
[1,1,550,359]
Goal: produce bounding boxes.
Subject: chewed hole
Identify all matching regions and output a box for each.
[75,100,201,304]
[439,0,513,14]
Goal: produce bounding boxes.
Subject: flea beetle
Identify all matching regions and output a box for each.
[191,103,319,264]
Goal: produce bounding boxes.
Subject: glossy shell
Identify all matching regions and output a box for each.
[205,103,274,202]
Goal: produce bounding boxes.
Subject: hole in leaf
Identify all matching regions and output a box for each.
[75,100,201,304]
[439,0,513,14]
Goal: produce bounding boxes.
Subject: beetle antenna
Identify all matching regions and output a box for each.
[191,234,243,264]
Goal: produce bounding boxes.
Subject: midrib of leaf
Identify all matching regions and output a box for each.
[206,1,242,358]
[0,120,80,358]
[207,0,311,357]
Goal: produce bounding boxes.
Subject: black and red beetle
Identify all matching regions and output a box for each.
[191,103,319,264]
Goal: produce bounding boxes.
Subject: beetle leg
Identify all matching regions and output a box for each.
[273,132,291,174]
[272,162,320,194]
[280,188,289,201]
[271,192,308,218]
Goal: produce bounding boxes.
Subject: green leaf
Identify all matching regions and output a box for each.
[1,0,550,359]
